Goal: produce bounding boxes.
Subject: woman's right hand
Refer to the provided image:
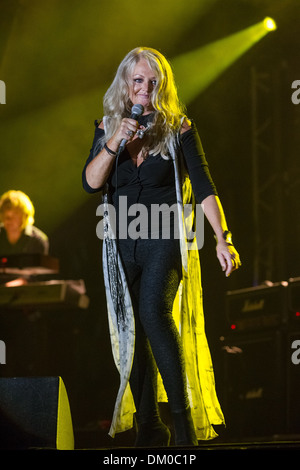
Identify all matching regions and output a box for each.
[112,118,139,146]
[85,117,140,190]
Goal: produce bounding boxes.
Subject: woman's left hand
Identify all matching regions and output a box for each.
[216,241,241,277]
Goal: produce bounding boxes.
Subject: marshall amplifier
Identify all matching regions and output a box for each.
[220,330,287,438]
[225,282,288,332]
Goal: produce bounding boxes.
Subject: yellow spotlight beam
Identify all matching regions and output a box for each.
[172,17,277,105]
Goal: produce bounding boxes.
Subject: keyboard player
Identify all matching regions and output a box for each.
[0,190,49,285]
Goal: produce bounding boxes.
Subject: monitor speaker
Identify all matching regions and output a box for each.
[0,376,74,449]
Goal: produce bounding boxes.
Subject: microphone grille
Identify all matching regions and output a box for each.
[131,104,144,116]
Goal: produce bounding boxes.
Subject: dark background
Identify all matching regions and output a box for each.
[0,0,299,446]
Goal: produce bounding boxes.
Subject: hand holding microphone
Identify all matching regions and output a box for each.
[118,104,144,153]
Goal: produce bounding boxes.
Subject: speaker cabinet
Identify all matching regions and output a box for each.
[0,376,74,449]
[221,330,286,439]
[225,282,288,332]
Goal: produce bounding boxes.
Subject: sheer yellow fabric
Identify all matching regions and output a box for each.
[103,133,225,439]
[157,168,225,440]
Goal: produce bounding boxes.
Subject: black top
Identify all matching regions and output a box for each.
[0,224,49,257]
[82,115,218,237]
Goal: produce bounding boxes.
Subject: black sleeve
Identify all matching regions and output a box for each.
[82,121,105,194]
[180,123,218,204]
[25,228,49,255]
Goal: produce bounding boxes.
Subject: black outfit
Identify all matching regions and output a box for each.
[82,115,217,204]
[0,224,49,257]
[82,115,217,444]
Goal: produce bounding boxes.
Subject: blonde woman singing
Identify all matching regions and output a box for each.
[82,47,241,447]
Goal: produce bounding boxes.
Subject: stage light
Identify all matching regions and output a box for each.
[263,17,277,31]
[173,18,278,104]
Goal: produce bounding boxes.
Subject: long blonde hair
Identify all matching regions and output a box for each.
[101,47,186,158]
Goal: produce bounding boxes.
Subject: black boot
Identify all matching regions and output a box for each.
[172,407,198,446]
[135,417,171,447]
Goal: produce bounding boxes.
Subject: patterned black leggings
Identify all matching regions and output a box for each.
[118,237,189,424]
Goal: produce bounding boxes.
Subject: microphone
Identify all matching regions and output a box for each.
[119,104,144,153]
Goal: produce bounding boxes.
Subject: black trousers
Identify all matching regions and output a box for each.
[118,237,189,424]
